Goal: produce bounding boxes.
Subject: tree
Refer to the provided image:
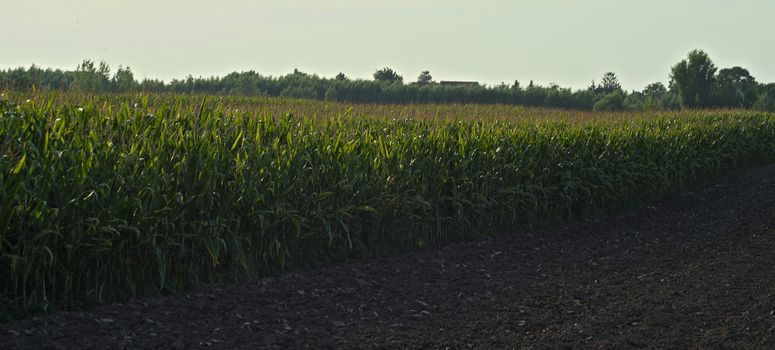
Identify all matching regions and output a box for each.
[523,81,546,106]
[78,59,96,74]
[623,92,644,110]
[593,91,625,111]
[642,82,669,110]
[280,86,316,99]
[670,49,717,108]
[324,86,338,101]
[232,74,258,95]
[596,72,621,94]
[373,67,402,84]
[98,61,111,82]
[112,65,136,92]
[417,70,433,85]
[753,83,775,111]
[73,59,109,91]
[715,66,757,107]
[643,82,667,97]
[10,53,775,111]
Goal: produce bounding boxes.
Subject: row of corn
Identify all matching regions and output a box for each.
[1,93,774,314]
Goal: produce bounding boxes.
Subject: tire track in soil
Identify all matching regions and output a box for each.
[3,164,775,349]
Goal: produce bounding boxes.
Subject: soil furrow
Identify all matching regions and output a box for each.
[3,165,775,349]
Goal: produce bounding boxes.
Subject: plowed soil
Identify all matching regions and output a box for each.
[3,164,775,349]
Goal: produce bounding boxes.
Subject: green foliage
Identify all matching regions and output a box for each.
[324,86,338,101]
[643,82,681,110]
[72,60,111,92]
[2,53,775,111]
[2,93,775,313]
[112,66,136,92]
[644,82,668,96]
[754,83,775,111]
[596,72,622,94]
[714,66,757,108]
[417,70,433,85]
[280,86,317,99]
[593,91,625,111]
[670,49,717,108]
[373,67,403,84]
[623,93,644,111]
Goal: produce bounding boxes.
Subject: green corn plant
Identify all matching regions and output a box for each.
[1,92,775,316]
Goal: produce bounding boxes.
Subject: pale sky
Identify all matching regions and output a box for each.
[3,0,774,90]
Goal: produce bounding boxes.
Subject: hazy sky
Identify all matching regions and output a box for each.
[3,0,774,90]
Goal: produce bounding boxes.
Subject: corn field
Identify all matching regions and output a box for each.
[2,92,775,315]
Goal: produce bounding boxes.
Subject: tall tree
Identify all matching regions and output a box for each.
[112,65,136,92]
[642,82,671,110]
[715,66,757,107]
[643,82,667,97]
[596,72,622,94]
[416,70,433,85]
[670,49,717,108]
[373,67,402,84]
[73,59,109,91]
[753,83,775,111]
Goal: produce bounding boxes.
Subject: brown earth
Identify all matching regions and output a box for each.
[2,164,775,349]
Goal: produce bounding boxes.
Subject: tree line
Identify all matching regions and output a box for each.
[2,49,774,111]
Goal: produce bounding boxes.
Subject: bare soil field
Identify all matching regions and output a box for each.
[3,164,775,349]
